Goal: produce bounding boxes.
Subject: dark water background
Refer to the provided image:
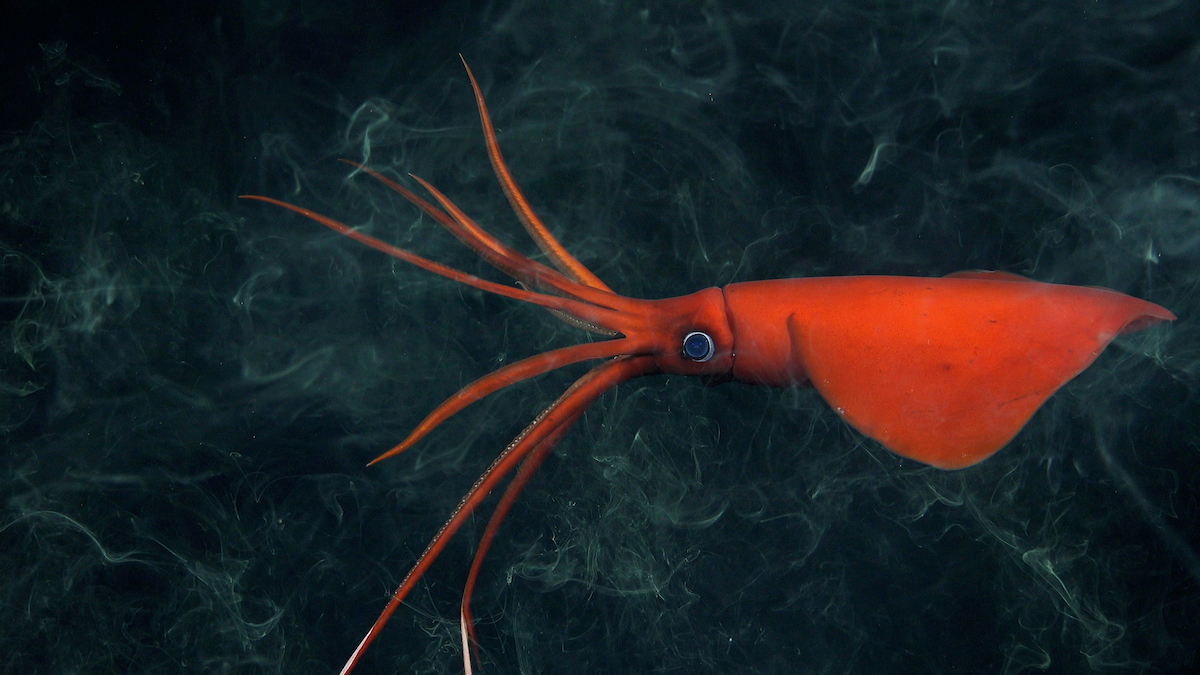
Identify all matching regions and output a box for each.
[3,1,1198,673]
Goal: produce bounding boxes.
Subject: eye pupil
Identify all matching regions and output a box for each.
[683,331,714,362]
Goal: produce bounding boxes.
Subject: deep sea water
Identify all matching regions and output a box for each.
[2,1,1198,672]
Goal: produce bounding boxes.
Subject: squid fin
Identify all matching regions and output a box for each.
[788,276,1174,469]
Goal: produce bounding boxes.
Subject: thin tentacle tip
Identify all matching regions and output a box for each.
[367,445,408,466]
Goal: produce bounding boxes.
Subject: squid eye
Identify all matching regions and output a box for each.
[682,331,715,362]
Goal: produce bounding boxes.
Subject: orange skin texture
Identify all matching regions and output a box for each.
[722,274,1176,469]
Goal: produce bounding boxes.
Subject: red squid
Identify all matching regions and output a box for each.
[242,59,1175,673]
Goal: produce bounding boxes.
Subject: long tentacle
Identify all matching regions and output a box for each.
[405,173,639,315]
[460,57,614,293]
[459,406,582,662]
[239,195,634,331]
[369,338,637,465]
[341,160,643,315]
[339,160,573,294]
[337,355,656,675]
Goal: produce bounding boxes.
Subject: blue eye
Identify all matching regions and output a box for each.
[682,331,714,362]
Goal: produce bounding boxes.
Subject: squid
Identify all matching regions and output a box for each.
[242,60,1175,673]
